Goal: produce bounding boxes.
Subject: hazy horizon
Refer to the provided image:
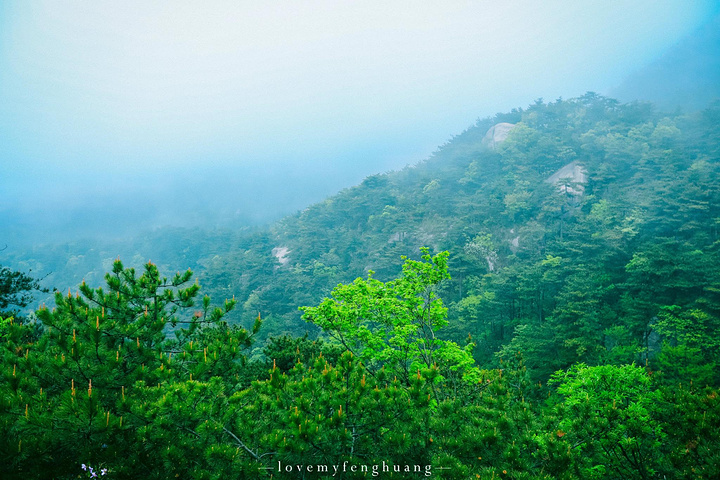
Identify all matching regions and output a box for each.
[2,1,719,247]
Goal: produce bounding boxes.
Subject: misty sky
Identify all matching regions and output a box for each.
[1,1,719,243]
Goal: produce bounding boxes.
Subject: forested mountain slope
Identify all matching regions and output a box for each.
[6,93,719,378]
[3,93,720,479]
[203,93,720,378]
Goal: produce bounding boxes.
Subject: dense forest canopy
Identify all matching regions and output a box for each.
[2,94,720,478]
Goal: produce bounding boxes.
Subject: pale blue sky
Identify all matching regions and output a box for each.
[1,1,718,241]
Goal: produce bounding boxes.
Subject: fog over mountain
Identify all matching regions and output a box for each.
[3,6,720,475]
[1,1,718,248]
[610,13,720,111]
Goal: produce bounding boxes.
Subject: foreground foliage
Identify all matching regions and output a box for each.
[1,256,719,479]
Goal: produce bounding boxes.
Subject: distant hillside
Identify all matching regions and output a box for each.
[610,14,720,111]
[4,93,720,480]
[5,93,719,376]
[200,93,720,374]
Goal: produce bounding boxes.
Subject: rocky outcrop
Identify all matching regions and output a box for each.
[272,246,290,266]
[482,123,515,149]
[546,161,587,195]
[509,228,520,254]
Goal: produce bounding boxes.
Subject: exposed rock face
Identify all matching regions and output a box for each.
[546,161,587,195]
[509,234,520,253]
[272,246,290,266]
[482,123,515,149]
[485,255,496,272]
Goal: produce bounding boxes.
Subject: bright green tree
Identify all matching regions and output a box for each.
[300,249,480,392]
[548,363,662,479]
